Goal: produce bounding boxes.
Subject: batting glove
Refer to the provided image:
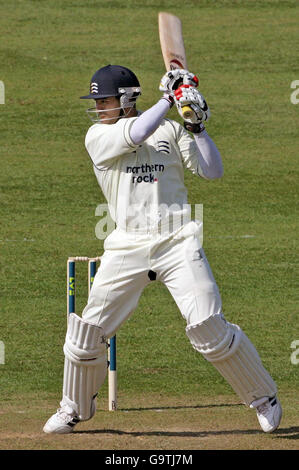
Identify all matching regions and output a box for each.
[159,69,199,93]
[174,84,210,125]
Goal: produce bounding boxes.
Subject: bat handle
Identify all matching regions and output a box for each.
[182,105,195,120]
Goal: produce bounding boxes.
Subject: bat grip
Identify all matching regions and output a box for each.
[182,105,195,120]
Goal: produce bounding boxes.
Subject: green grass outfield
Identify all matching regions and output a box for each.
[0,0,298,444]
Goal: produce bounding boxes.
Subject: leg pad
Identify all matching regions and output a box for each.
[186,314,277,406]
[62,313,108,420]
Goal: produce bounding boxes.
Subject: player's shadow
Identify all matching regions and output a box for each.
[75,426,299,439]
[117,403,241,412]
[273,426,299,440]
[73,403,299,439]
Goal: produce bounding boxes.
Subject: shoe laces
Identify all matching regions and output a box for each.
[57,405,77,422]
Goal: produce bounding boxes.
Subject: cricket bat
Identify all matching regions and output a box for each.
[158,12,194,120]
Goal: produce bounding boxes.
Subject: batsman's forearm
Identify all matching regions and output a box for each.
[130,99,171,145]
[194,131,224,179]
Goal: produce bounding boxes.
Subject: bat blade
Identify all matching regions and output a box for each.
[158,12,194,120]
[158,12,187,70]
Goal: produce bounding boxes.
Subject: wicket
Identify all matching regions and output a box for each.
[67,256,117,411]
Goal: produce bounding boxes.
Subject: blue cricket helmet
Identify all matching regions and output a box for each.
[80,64,141,100]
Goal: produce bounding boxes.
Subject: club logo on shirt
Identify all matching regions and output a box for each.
[156,140,170,154]
[126,163,165,183]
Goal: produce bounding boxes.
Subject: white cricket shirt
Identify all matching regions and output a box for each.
[85,116,203,232]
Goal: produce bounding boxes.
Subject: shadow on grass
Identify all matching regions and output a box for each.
[73,402,299,439]
[74,426,299,438]
[117,403,242,412]
[273,427,299,440]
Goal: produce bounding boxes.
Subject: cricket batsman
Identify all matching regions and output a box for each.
[44,65,282,434]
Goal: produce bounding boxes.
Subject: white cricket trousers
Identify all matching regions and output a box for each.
[82,221,222,336]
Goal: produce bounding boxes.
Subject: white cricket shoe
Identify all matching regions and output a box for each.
[251,396,282,433]
[43,404,80,434]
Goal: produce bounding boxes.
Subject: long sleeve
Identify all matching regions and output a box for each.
[130,99,171,144]
[193,131,223,179]
[177,124,223,180]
